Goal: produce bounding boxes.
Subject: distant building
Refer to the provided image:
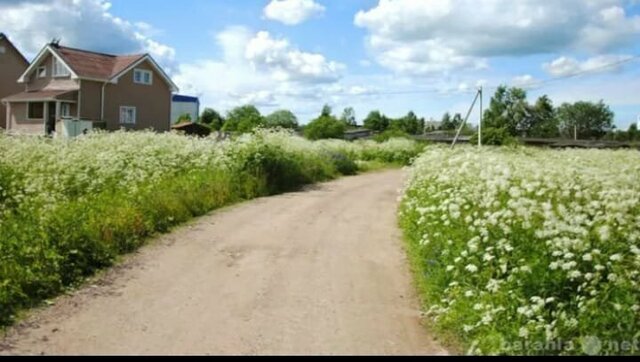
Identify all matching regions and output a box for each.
[171,95,200,124]
[0,33,30,129]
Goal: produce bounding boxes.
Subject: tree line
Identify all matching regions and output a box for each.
[192,86,637,143]
[195,104,428,141]
[477,86,637,144]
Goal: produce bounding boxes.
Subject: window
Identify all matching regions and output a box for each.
[120,106,136,125]
[61,103,71,118]
[52,57,70,77]
[0,46,6,54]
[28,102,44,119]
[37,66,47,78]
[133,69,153,85]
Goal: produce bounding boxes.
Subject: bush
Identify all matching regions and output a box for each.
[374,129,412,143]
[471,127,518,146]
[304,115,346,140]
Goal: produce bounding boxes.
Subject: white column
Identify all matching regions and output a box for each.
[5,102,11,131]
[55,101,61,137]
[43,101,49,135]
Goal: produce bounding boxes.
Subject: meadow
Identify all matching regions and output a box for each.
[400,146,640,355]
[0,130,423,326]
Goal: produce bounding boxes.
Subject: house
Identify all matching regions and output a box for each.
[0,33,30,129]
[1,41,178,136]
[171,94,200,124]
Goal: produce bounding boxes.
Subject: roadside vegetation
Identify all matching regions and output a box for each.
[0,129,423,327]
[400,146,640,355]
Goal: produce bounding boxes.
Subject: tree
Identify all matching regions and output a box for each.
[629,123,639,142]
[222,105,264,134]
[557,101,614,140]
[390,111,422,135]
[440,112,455,131]
[340,107,357,127]
[304,109,346,140]
[321,104,333,117]
[528,95,559,138]
[483,86,530,136]
[265,110,299,129]
[200,108,225,130]
[363,110,389,132]
[177,113,192,124]
[452,113,464,130]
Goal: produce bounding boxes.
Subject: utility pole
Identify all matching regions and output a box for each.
[451,88,482,149]
[478,86,483,147]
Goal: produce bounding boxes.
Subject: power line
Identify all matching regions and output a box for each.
[478,54,640,91]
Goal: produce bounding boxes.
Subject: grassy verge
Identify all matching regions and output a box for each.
[0,130,424,327]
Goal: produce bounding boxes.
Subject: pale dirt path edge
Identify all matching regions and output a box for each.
[0,170,448,356]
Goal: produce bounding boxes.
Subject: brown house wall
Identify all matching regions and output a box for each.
[0,36,29,129]
[80,80,103,121]
[104,61,171,132]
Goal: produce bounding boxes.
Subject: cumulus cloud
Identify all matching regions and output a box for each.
[174,26,346,115]
[263,0,325,25]
[543,55,635,77]
[0,0,175,65]
[245,31,344,83]
[512,74,538,88]
[354,0,640,75]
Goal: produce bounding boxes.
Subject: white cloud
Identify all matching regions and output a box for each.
[0,0,175,65]
[174,26,346,117]
[512,74,538,88]
[263,0,325,25]
[245,31,344,83]
[354,0,640,75]
[543,55,633,77]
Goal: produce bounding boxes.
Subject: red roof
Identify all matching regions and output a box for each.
[50,45,145,80]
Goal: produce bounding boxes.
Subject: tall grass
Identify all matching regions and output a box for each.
[400,146,640,355]
[0,129,423,326]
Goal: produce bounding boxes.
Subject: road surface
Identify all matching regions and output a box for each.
[1,170,447,356]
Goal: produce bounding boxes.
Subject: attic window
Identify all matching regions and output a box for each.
[0,46,5,54]
[134,69,153,85]
[52,57,70,77]
[37,67,47,78]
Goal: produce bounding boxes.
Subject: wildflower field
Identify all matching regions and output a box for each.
[400,146,640,355]
[0,130,422,326]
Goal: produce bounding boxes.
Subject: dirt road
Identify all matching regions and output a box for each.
[1,170,446,356]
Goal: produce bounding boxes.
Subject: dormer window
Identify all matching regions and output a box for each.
[52,57,70,77]
[37,66,47,78]
[134,69,153,85]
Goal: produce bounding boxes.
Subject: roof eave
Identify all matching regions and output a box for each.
[17,45,79,83]
[110,54,179,93]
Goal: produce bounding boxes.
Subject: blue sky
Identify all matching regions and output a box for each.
[1,0,639,127]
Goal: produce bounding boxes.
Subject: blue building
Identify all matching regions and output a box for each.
[171,94,200,124]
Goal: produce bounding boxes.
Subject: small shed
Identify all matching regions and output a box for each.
[171,94,200,124]
[171,122,211,137]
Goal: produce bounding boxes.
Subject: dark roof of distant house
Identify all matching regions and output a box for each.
[172,95,200,103]
[49,45,146,80]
